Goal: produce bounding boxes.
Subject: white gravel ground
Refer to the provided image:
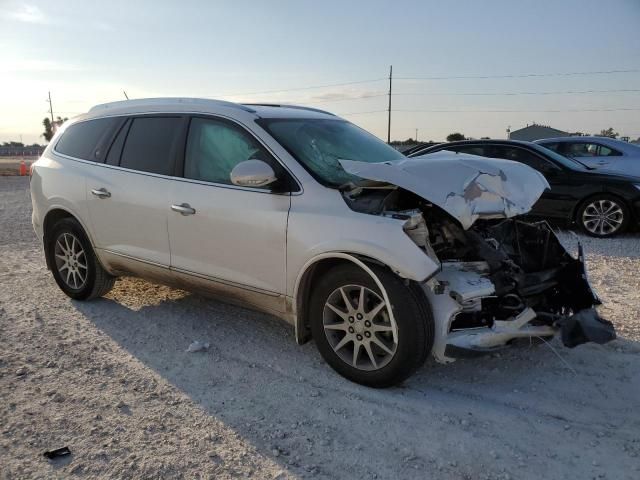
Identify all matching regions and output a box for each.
[1,176,639,479]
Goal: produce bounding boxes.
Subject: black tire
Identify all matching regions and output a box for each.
[310,263,434,388]
[47,217,115,300]
[576,194,630,238]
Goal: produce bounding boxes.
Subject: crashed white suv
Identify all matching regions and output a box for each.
[30,98,615,387]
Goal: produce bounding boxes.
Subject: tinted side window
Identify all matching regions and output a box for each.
[490,146,556,172]
[184,118,275,187]
[597,144,622,157]
[568,142,598,157]
[55,117,119,161]
[120,117,182,175]
[541,142,559,152]
[452,146,486,156]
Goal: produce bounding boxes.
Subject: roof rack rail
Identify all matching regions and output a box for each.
[242,103,335,116]
[89,98,256,113]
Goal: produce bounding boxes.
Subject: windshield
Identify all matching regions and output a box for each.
[257,118,404,187]
[530,143,589,170]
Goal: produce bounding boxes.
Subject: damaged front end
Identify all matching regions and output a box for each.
[340,155,616,362]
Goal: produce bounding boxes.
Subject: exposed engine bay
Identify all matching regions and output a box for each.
[342,184,616,362]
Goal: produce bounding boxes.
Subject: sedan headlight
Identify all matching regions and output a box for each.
[634,184,640,192]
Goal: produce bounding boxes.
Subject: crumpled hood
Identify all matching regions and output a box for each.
[340,152,550,229]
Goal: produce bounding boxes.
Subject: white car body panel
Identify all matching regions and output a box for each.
[85,164,172,266]
[30,153,91,244]
[286,185,441,295]
[167,179,290,295]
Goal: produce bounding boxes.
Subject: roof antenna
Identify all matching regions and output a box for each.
[123,90,129,100]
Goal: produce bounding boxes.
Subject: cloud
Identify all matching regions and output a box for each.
[93,21,114,32]
[6,4,47,24]
[310,90,385,103]
[0,59,82,73]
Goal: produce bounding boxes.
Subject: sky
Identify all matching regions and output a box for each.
[1,0,639,145]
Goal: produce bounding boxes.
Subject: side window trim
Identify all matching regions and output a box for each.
[177,114,300,193]
[104,118,131,166]
[92,117,126,163]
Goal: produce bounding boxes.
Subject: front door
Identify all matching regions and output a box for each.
[167,116,291,307]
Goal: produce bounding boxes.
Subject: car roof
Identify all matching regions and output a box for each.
[83,98,337,121]
[535,136,624,144]
[410,139,536,153]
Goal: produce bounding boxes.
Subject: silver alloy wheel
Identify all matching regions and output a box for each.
[54,232,88,289]
[322,284,398,371]
[582,199,624,236]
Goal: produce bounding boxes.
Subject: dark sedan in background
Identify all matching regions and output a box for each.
[408,140,640,237]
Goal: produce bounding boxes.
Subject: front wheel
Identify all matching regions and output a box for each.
[310,263,433,388]
[577,195,629,237]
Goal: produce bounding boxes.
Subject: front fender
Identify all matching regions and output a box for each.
[286,215,440,298]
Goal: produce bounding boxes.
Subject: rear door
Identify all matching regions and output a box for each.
[167,116,291,304]
[85,116,184,266]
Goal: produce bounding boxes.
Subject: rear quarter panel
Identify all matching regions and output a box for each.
[30,150,94,246]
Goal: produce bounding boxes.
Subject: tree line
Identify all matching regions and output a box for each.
[392,127,634,145]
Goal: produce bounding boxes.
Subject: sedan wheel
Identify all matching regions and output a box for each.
[323,284,398,371]
[580,198,626,237]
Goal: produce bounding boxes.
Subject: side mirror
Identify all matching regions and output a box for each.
[230,159,277,188]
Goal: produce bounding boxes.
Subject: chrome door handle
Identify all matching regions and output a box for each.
[171,203,196,216]
[91,188,111,198]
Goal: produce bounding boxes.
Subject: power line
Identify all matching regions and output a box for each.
[393,88,640,97]
[307,93,387,104]
[340,107,640,116]
[395,107,640,113]
[215,78,386,98]
[288,88,639,108]
[395,68,640,81]
[222,68,640,97]
[341,109,387,116]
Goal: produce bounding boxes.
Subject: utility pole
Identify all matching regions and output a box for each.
[415,128,418,143]
[123,90,129,100]
[387,65,392,144]
[47,91,54,123]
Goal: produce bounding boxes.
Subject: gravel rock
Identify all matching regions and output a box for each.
[1,177,639,479]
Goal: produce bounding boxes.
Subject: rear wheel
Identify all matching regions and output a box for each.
[310,263,433,387]
[577,195,629,237]
[47,218,115,300]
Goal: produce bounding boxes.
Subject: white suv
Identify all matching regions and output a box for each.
[30,98,614,387]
